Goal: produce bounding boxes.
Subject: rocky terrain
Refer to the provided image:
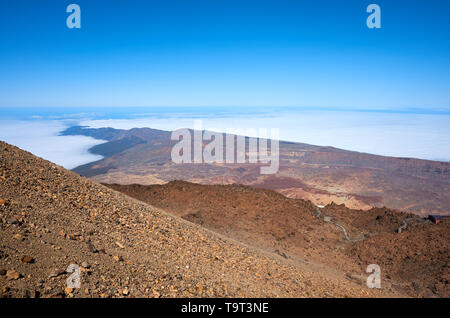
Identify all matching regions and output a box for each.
[0,141,403,298]
[63,126,450,215]
[106,181,449,297]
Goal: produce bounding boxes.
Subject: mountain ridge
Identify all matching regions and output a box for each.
[62,126,450,215]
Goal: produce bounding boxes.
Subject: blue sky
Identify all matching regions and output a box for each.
[0,0,449,110]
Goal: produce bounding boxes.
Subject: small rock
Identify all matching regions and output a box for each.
[6,270,21,280]
[21,256,35,264]
[86,242,98,253]
[122,288,129,295]
[65,287,74,294]
[81,261,90,269]
[13,233,23,241]
[113,255,123,262]
[274,249,288,259]
[152,290,161,298]
[115,241,125,249]
[48,269,66,278]
[7,217,19,225]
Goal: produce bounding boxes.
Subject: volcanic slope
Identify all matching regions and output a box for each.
[0,141,398,297]
[64,125,450,215]
[105,181,450,298]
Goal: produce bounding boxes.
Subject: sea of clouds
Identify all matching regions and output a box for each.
[0,120,105,169]
[80,110,450,162]
[1,109,449,169]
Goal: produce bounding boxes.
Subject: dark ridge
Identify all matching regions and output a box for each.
[73,162,116,177]
[88,136,147,157]
[60,125,125,141]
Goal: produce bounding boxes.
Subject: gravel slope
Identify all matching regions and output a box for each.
[105,181,449,297]
[0,141,399,298]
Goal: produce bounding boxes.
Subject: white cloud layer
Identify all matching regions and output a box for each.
[1,110,448,171]
[81,111,450,162]
[0,120,105,169]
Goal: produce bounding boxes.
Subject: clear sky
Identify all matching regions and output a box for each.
[0,0,449,110]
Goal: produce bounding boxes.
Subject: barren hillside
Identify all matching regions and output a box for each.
[106,181,450,297]
[0,141,400,298]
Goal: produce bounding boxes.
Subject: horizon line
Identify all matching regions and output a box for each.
[1,105,450,116]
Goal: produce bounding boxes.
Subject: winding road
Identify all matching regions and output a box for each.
[396,217,431,233]
[313,206,431,241]
[312,207,365,242]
